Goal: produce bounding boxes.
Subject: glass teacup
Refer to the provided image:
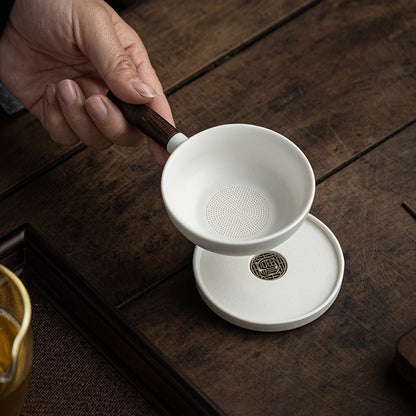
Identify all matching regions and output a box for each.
[0,264,32,416]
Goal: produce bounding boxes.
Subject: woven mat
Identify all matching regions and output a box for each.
[21,289,160,416]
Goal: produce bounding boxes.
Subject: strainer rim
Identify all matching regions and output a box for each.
[161,123,315,252]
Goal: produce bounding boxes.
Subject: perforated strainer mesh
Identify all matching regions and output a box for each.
[206,186,270,239]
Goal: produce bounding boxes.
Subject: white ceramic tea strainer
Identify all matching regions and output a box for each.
[110,93,344,332]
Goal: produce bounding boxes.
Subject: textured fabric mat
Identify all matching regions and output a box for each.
[20,288,160,416]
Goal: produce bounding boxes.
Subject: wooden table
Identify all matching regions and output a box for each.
[1,0,415,414]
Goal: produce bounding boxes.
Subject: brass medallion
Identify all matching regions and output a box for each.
[250,251,287,280]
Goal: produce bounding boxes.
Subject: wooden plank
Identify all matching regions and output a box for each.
[0,144,193,306]
[0,114,81,198]
[0,0,310,197]
[168,0,416,179]
[121,0,315,92]
[120,122,416,415]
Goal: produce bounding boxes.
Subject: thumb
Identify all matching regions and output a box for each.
[76,4,157,103]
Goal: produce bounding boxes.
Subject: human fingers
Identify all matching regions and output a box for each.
[43,83,80,146]
[56,79,112,149]
[73,2,173,164]
[84,94,169,165]
[85,93,172,166]
[84,93,147,147]
[74,3,157,103]
[74,76,108,98]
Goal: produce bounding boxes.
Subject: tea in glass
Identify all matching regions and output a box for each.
[0,265,32,416]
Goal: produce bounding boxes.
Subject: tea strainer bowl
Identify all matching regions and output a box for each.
[110,93,315,256]
[161,123,315,255]
[110,93,344,332]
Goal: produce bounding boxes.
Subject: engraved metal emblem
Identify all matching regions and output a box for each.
[250,251,287,280]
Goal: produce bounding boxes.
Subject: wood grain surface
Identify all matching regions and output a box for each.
[121,122,416,416]
[168,0,416,179]
[0,144,192,306]
[1,0,415,307]
[121,0,315,92]
[0,0,415,414]
[0,114,82,199]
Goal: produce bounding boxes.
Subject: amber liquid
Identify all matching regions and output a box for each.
[0,309,31,416]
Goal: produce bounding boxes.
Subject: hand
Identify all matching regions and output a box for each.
[0,0,171,165]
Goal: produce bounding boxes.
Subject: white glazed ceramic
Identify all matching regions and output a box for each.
[193,214,344,331]
[112,97,342,332]
[162,124,315,255]
[110,96,315,255]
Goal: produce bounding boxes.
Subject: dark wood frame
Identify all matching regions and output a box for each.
[0,224,225,416]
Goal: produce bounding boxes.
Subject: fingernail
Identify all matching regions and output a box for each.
[85,96,108,122]
[131,78,157,98]
[57,79,77,104]
[45,83,57,105]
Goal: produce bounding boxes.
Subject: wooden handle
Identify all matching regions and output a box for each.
[107,91,180,149]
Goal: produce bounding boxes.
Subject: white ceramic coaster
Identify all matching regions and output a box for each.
[193,214,344,331]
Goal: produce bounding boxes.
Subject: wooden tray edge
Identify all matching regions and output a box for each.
[0,224,225,416]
